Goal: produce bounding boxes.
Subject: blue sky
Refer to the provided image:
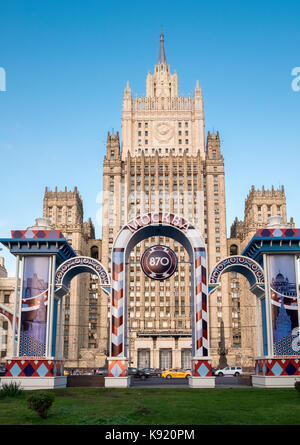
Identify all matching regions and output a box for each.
[0,0,299,275]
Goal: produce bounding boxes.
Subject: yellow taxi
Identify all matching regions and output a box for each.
[161,368,192,379]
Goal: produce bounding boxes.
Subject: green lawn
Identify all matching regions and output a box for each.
[0,387,299,425]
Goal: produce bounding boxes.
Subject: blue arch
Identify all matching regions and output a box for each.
[55,256,110,296]
[208,255,265,294]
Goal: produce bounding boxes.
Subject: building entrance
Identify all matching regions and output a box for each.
[137,349,150,369]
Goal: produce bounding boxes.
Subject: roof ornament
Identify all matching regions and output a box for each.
[158,26,167,64]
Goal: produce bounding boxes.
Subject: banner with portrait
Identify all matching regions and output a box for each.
[19,256,49,356]
[268,255,300,356]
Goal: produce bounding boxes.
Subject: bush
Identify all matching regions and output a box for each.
[0,382,23,398]
[27,392,55,419]
[295,381,300,395]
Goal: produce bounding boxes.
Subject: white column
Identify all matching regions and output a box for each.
[11,255,20,357]
[57,297,63,359]
[16,257,24,356]
[256,298,262,357]
[46,255,56,358]
[263,254,273,357]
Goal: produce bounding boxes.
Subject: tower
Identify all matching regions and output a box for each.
[101,31,229,369]
[43,187,96,367]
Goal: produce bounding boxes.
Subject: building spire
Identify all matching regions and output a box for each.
[158,27,167,64]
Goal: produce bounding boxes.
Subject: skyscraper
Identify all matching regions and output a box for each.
[100,31,229,369]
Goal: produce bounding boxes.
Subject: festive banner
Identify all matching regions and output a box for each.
[268,255,300,356]
[19,257,49,356]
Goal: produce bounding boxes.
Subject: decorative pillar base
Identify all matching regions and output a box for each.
[4,357,65,377]
[192,357,213,377]
[0,376,67,390]
[189,376,215,388]
[253,357,300,387]
[104,376,131,388]
[189,357,215,388]
[107,357,128,378]
[252,375,300,388]
[1,357,66,390]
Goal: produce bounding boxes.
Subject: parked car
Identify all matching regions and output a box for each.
[161,368,192,379]
[141,368,161,376]
[97,366,108,376]
[127,367,149,379]
[0,364,6,376]
[214,366,243,376]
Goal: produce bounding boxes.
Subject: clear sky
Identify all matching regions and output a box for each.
[0,0,299,276]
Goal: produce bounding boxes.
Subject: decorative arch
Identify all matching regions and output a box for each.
[110,212,208,362]
[208,255,265,295]
[55,256,110,296]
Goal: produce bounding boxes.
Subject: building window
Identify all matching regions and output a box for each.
[230,245,238,255]
[91,246,99,259]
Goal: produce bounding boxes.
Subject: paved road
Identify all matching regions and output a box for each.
[132,376,189,387]
[215,376,239,386]
[132,375,243,387]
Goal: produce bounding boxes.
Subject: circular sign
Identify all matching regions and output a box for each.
[141,245,178,280]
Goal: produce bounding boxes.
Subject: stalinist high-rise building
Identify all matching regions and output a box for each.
[35,32,294,371]
[100,31,230,370]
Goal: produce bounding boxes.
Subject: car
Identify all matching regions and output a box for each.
[161,368,192,379]
[214,366,243,376]
[127,367,149,379]
[0,364,6,376]
[141,368,161,376]
[97,366,108,376]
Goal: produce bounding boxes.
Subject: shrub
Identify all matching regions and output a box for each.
[295,381,300,395]
[0,381,23,398]
[27,391,55,419]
